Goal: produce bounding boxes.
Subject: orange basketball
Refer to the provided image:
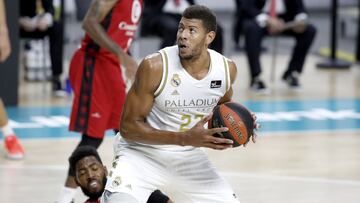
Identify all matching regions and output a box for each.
[209,102,254,147]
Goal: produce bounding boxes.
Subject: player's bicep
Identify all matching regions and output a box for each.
[219,60,237,104]
[121,54,163,127]
[123,85,154,124]
[228,60,238,85]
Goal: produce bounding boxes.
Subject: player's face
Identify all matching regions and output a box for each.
[75,156,107,196]
[177,18,215,60]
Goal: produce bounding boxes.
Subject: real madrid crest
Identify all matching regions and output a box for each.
[112,176,122,187]
[171,74,181,87]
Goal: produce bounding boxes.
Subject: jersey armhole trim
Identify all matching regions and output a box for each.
[223,57,230,91]
[154,50,169,97]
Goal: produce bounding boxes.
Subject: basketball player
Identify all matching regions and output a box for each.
[56,0,143,202]
[69,146,173,203]
[102,5,257,202]
[0,0,25,159]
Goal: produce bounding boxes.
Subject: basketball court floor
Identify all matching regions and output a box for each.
[0,51,360,203]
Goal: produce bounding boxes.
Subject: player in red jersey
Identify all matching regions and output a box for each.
[56,0,143,202]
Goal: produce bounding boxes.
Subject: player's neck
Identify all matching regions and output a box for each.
[180,51,210,80]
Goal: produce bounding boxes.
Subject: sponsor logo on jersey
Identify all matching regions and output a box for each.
[171,74,181,87]
[210,80,222,88]
[118,22,138,32]
[165,98,218,108]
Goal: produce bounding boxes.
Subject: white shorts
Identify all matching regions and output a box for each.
[104,136,240,203]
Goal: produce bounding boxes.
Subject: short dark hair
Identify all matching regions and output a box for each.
[69,146,102,176]
[182,5,217,33]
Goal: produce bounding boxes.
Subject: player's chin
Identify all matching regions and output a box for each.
[179,53,190,60]
[87,185,102,193]
[179,50,193,60]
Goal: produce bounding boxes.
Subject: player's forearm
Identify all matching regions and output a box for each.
[120,120,187,146]
[0,25,8,35]
[0,0,7,29]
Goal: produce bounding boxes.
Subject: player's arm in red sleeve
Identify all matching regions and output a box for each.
[82,0,137,80]
[119,53,233,150]
[218,59,237,104]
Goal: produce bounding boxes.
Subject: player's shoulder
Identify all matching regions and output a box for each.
[135,52,164,93]
[144,52,162,64]
[213,51,237,83]
[136,52,163,82]
[225,57,236,69]
[209,49,236,65]
[139,52,163,72]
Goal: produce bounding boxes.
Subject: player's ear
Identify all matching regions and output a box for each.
[74,174,81,186]
[205,31,216,47]
[104,166,108,176]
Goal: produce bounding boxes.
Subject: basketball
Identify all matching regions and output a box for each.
[209,102,254,147]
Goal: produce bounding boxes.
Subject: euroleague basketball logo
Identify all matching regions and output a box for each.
[131,0,142,24]
[171,74,181,87]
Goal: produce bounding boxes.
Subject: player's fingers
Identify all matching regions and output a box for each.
[254,123,260,130]
[202,113,213,123]
[211,137,233,145]
[205,143,232,150]
[243,133,257,147]
[208,127,228,135]
[251,113,257,121]
[243,139,249,147]
[194,113,212,127]
[252,133,258,143]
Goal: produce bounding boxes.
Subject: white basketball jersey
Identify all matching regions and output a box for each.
[143,45,231,150]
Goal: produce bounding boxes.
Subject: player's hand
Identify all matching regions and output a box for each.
[292,21,307,33]
[0,28,11,62]
[244,113,259,147]
[121,54,138,82]
[19,17,37,32]
[37,16,50,31]
[267,17,285,35]
[182,114,234,150]
[36,13,53,31]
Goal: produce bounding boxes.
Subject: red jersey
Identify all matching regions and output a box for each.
[80,0,143,62]
[69,0,143,137]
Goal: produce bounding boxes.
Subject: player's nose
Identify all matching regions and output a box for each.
[178,29,189,40]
